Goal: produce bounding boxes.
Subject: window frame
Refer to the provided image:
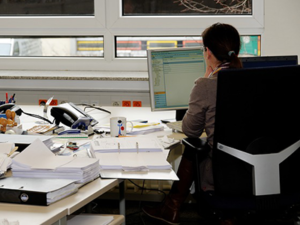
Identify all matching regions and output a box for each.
[0,0,264,72]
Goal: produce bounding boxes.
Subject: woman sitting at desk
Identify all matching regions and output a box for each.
[143,23,243,225]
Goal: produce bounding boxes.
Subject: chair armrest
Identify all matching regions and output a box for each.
[182,137,208,151]
[182,137,210,162]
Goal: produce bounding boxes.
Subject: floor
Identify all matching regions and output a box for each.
[72,197,300,225]
[90,198,207,225]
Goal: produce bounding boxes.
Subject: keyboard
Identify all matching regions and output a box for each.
[166,121,183,133]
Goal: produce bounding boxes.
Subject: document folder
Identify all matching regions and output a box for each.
[91,137,164,153]
[0,177,78,206]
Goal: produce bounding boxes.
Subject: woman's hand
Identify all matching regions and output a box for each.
[204,66,213,78]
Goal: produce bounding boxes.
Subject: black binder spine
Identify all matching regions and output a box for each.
[0,189,48,206]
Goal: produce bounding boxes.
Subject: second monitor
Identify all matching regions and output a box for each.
[147,49,298,120]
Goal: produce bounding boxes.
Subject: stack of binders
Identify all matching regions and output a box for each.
[11,139,100,184]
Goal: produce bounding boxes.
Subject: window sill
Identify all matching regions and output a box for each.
[0,70,149,92]
[0,70,148,81]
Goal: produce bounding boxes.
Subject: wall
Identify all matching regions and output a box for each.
[2,1,300,106]
[263,0,300,59]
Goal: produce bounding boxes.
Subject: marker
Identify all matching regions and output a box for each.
[5,93,8,103]
[10,93,15,103]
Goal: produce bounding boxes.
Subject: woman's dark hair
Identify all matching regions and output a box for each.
[202,23,242,68]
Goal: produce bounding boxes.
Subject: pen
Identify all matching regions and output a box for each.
[9,93,15,103]
[136,142,139,154]
[133,122,160,128]
[5,93,8,103]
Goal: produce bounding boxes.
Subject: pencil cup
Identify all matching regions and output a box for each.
[110,117,133,137]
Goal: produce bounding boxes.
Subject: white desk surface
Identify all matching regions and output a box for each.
[18,105,175,129]
[18,105,186,139]
[0,203,67,225]
[0,178,118,225]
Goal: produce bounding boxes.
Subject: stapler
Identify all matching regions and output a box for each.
[71,117,94,136]
[71,117,92,130]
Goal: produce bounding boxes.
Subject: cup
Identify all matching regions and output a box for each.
[110,117,133,137]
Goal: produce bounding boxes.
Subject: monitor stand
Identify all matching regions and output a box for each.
[176,109,187,121]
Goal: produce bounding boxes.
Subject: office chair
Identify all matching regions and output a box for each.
[182,65,300,224]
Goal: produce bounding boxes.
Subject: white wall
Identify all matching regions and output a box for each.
[263,0,300,60]
[2,1,300,106]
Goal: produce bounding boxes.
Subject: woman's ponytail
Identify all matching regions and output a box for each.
[228,51,243,68]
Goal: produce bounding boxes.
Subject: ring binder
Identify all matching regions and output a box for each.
[0,177,78,206]
[91,137,164,153]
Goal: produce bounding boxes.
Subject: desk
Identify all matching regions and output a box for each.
[2,105,184,224]
[0,178,119,225]
[0,203,67,225]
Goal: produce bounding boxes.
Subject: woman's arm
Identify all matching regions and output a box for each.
[182,79,208,138]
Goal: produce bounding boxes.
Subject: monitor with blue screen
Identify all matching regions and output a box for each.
[148,51,298,120]
[147,47,205,114]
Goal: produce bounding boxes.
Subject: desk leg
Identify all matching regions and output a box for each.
[52,216,67,225]
[119,180,126,225]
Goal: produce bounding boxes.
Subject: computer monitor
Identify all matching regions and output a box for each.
[240,55,298,68]
[147,47,205,119]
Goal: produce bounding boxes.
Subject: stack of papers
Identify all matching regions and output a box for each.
[91,137,164,153]
[0,134,53,145]
[0,143,19,177]
[11,139,100,184]
[0,134,59,153]
[157,135,181,149]
[96,152,172,171]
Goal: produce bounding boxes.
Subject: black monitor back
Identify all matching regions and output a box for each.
[240,55,298,68]
[213,65,300,196]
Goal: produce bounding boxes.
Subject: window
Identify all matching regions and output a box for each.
[0,37,104,57]
[116,35,261,58]
[123,0,252,16]
[0,0,94,16]
[0,0,264,72]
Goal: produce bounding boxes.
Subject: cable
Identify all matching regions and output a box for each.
[75,103,111,115]
[126,179,168,225]
[127,179,167,198]
[20,109,53,124]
